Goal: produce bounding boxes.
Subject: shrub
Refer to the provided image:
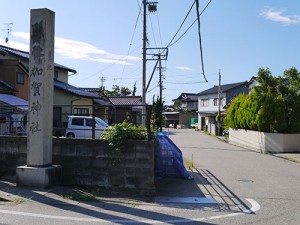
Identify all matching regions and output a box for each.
[224,67,300,133]
[102,121,147,164]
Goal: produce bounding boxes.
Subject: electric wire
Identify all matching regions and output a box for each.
[195,0,207,82]
[156,10,163,47]
[119,0,143,85]
[165,81,208,84]
[147,84,159,93]
[169,0,213,48]
[72,45,142,85]
[166,1,196,48]
[149,13,158,48]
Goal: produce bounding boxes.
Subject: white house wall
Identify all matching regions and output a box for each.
[197,93,226,129]
[197,93,226,113]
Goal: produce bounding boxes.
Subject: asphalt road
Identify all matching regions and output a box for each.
[0,129,299,225]
[168,129,300,225]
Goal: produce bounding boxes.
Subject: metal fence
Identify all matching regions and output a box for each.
[0,104,153,139]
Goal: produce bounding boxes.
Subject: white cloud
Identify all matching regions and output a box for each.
[260,8,300,25]
[176,66,192,71]
[9,32,140,65]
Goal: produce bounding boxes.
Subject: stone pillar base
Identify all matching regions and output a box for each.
[16,165,62,188]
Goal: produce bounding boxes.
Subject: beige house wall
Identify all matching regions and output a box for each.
[54,89,94,123]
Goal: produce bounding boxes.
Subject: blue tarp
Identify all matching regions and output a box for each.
[154,132,193,180]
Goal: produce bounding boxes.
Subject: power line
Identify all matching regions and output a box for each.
[72,45,142,85]
[169,0,213,48]
[166,1,196,48]
[195,0,207,82]
[156,10,163,47]
[120,1,143,83]
[165,81,207,84]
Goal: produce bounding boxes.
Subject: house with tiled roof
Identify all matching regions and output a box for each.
[197,81,248,131]
[106,96,142,125]
[163,93,198,129]
[0,45,111,135]
[172,93,198,111]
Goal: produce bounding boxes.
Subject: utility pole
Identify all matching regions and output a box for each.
[158,54,163,132]
[142,0,158,126]
[142,0,147,126]
[217,70,221,136]
[100,75,106,91]
[3,23,13,43]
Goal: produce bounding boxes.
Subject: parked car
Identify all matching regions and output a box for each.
[65,116,109,139]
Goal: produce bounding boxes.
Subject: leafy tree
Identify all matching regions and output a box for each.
[151,95,164,131]
[104,85,132,96]
[224,67,300,133]
[132,81,137,96]
[290,95,300,133]
[120,87,132,96]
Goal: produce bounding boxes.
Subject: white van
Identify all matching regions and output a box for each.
[65,116,109,139]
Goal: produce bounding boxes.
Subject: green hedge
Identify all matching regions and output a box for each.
[224,68,300,133]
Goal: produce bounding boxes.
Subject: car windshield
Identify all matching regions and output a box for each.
[95,117,108,127]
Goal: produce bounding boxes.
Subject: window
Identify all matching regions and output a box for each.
[54,71,58,80]
[16,72,24,84]
[213,98,218,106]
[85,118,94,127]
[73,108,89,115]
[214,97,224,106]
[201,99,209,107]
[71,118,84,126]
[187,102,197,109]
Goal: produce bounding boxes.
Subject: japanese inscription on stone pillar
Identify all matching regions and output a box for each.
[27,9,55,167]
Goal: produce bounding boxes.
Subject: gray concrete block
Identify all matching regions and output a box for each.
[16,165,61,188]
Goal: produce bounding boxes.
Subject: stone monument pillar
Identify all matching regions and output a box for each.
[16,8,61,188]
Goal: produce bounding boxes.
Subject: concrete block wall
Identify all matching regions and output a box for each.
[229,128,300,153]
[0,137,155,196]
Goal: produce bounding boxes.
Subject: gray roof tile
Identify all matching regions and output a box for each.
[108,96,142,105]
[197,81,247,96]
[54,80,100,99]
[0,45,76,73]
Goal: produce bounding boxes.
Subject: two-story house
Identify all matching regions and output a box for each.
[163,93,198,128]
[197,81,248,131]
[0,45,111,135]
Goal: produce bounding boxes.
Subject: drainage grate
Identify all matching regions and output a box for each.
[238,180,254,183]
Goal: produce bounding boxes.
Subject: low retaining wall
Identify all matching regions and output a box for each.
[0,136,155,195]
[229,128,300,153]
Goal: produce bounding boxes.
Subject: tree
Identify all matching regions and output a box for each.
[104,85,133,96]
[224,67,300,133]
[151,95,164,131]
[132,81,137,96]
[120,87,132,96]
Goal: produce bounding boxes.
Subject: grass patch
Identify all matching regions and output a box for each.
[185,154,195,169]
[63,189,98,202]
[287,158,300,163]
[203,131,216,137]
[12,197,25,205]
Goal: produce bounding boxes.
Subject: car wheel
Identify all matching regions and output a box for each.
[66,133,75,138]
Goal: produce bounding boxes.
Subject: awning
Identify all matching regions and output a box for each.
[0,94,28,110]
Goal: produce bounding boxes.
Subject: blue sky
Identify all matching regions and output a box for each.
[1,1,299,104]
